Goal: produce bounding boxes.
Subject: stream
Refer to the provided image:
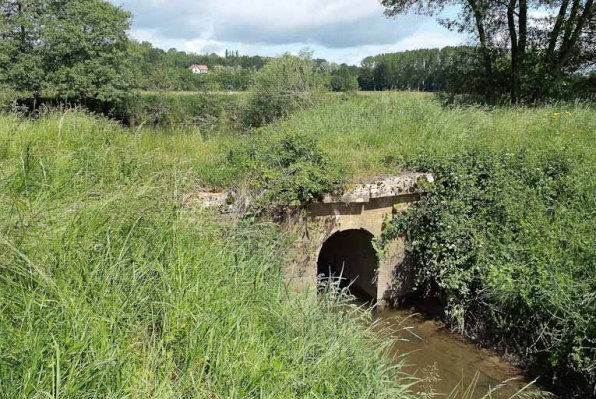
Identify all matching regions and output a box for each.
[367,304,549,398]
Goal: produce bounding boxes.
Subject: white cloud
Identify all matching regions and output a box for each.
[111,0,464,64]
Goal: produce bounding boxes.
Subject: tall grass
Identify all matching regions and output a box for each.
[0,110,415,397]
[2,93,595,397]
[260,92,595,180]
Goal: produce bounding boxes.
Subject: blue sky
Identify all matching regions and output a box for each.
[109,0,465,65]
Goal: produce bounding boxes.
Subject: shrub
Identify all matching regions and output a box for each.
[377,146,596,397]
[331,69,359,93]
[255,132,344,206]
[112,93,241,127]
[219,132,344,208]
[241,51,327,129]
[0,88,26,114]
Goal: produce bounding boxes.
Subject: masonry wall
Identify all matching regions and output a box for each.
[284,194,419,305]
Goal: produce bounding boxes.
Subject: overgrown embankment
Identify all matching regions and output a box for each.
[113,92,243,127]
[2,92,595,397]
[0,111,414,398]
[382,145,596,397]
[289,93,594,398]
[245,92,595,397]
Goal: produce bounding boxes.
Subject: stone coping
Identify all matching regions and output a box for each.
[321,172,434,204]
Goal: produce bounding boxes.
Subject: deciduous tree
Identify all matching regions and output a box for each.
[381,0,595,103]
[0,0,137,104]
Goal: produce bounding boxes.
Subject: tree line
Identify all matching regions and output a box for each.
[1,0,594,110]
[133,41,268,91]
[358,47,477,92]
[381,0,596,104]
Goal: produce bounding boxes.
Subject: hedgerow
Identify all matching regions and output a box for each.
[378,145,596,397]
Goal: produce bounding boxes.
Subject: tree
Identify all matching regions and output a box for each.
[0,0,137,104]
[241,50,327,129]
[381,0,595,103]
[331,66,360,92]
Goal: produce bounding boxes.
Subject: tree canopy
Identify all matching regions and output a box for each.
[1,0,136,103]
[381,0,596,103]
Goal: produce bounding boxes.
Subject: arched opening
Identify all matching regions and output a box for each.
[317,229,378,302]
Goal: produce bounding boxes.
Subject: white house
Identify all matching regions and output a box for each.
[188,64,209,74]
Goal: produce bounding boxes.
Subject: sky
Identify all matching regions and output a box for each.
[108,0,465,65]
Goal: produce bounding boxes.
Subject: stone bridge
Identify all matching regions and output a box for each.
[284,173,433,307]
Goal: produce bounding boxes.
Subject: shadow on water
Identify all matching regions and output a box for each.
[316,229,552,398]
[357,298,554,398]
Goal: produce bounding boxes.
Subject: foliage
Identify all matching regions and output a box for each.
[0,110,414,398]
[133,40,269,92]
[331,66,360,92]
[0,0,137,104]
[241,51,328,129]
[222,132,344,207]
[359,47,487,93]
[2,90,596,398]
[0,88,25,113]
[261,91,596,397]
[377,146,596,397]
[131,41,260,92]
[253,133,344,206]
[380,0,596,104]
[112,92,242,127]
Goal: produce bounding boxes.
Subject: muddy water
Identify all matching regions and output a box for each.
[369,306,544,398]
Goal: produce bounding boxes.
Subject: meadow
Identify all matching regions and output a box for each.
[1,92,595,397]
[0,109,416,398]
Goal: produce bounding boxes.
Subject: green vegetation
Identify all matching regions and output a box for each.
[133,42,268,92]
[1,0,135,104]
[359,48,476,92]
[0,110,415,398]
[1,85,595,397]
[381,146,596,396]
[207,90,596,396]
[241,52,327,129]
[267,92,595,397]
[330,66,360,92]
[113,92,243,127]
[223,132,344,207]
[2,1,595,398]
[381,0,596,104]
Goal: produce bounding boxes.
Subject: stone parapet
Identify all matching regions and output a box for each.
[322,172,434,204]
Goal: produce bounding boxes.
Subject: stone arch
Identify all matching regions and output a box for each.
[317,228,378,301]
[284,173,433,307]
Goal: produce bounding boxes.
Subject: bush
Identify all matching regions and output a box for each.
[241,51,327,129]
[0,88,26,114]
[331,69,359,93]
[255,133,344,206]
[220,132,344,208]
[112,93,241,127]
[378,146,596,397]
